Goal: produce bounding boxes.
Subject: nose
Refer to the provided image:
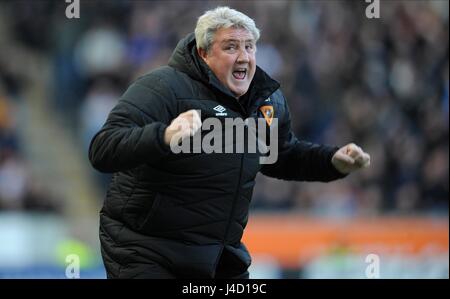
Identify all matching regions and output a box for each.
[236,48,249,63]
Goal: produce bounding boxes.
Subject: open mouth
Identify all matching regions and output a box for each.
[232,68,247,80]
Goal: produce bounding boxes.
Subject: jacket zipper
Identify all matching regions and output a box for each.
[223,98,247,244]
[213,149,245,276]
[220,97,250,245]
[223,152,245,242]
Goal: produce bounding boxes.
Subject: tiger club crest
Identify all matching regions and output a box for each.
[259,105,274,126]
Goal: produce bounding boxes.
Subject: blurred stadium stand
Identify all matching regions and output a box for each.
[0,0,448,278]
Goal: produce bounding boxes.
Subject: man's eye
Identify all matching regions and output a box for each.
[246,44,254,51]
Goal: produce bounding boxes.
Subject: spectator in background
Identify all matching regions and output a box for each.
[0,82,59,212]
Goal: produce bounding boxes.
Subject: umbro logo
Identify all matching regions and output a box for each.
[213,105,227,116]
[213,105,226,113]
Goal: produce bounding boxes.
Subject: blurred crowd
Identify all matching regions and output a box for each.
[0,0,448,216]
[0,61,59,211]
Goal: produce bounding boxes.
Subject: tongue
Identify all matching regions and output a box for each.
[233,71,245,79]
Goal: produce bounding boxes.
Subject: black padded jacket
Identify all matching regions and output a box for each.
[89,33,345,278]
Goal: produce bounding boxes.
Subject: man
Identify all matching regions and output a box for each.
[89,6,370,278]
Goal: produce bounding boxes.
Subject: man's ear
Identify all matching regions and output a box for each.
[197,47,208,61]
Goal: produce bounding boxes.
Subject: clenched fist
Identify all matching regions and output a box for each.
[331,143,370,174]
[164,109,202,146]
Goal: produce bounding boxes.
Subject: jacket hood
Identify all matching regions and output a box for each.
[168,32,208,84]
[168,32,280,101]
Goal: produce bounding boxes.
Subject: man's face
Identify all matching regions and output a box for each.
[199,27,256,98]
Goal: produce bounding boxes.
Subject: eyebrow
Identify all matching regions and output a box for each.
[221,39,255,44]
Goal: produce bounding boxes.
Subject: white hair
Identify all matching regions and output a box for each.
[195,6,260,52]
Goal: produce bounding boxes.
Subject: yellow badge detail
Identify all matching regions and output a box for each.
[259,105,274,126]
